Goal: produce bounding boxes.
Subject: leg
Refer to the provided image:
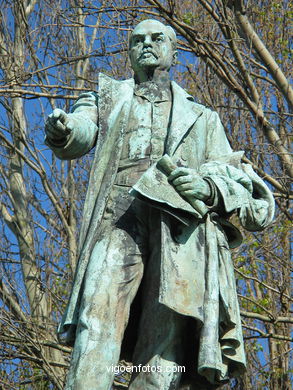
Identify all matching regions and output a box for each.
[129,207,186,390]
[65,187,144,390]
[129,308,186,390]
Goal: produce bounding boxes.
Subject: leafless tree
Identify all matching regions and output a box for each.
[0,0,291,389]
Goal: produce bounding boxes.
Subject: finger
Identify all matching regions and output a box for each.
[184,190,206,201]
[178,191,202,202]
[48,109,62,122]
[175,183,194,192]
[172,175,192,186]
[46,117,67,135]
[47,114,64,127]
[183,189,198,196]
[45,122,66,139]
[168,167,190,181]
[52,108,69,126]
[45,121,61,136]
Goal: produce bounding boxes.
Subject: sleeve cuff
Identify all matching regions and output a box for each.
[203,177,218,208]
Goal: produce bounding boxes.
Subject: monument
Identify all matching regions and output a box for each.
[45,19,274,390]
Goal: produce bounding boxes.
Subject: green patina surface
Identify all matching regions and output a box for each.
[45,19,274,390]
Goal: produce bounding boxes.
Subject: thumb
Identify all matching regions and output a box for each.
[52,108,69,126]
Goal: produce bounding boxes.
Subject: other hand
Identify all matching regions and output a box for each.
[45,108,72,140]
[168,167,211,202]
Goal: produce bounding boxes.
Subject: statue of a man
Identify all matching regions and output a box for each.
[45,19,274,390]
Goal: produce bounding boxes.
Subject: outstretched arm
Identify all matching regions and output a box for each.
[45,92,98,160]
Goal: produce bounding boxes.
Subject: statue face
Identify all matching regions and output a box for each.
[129,20,177,75]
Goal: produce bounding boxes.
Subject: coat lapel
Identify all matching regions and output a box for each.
[98,73,134,138]
[166,81,204,156]
[61,75,135,335]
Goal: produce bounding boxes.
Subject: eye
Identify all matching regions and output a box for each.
[132,37,142,46]
[155,36,164,42]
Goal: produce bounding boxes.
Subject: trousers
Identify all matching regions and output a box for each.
[65,185,187,390]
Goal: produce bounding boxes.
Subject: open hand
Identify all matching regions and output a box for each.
[45,108,72,140]
[168,167,211,202]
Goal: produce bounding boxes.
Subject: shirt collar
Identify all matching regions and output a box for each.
[134,80,171,103]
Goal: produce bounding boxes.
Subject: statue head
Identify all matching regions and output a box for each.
[129,19,178,77]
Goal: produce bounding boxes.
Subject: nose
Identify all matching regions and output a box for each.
[143,35,152,47]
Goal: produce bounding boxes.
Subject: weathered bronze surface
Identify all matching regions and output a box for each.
[45,19,274,390]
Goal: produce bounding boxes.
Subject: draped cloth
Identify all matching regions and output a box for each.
[131,155,274,384]
[52,73,275,386]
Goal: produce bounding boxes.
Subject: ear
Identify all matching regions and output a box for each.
[172,50,178,66]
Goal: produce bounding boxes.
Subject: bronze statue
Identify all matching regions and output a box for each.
[45,19,274,390]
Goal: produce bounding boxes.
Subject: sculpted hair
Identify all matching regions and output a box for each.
[164,25,177,50]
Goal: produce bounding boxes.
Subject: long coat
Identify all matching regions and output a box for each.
[47,73,274,385]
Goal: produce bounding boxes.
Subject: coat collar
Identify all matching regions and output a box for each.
[166,81,204,155]
[98,74,134,136]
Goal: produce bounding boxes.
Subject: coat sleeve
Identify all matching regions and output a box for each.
[205,110,233,160]
[45,92,99,160]
[201,110,274,231]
